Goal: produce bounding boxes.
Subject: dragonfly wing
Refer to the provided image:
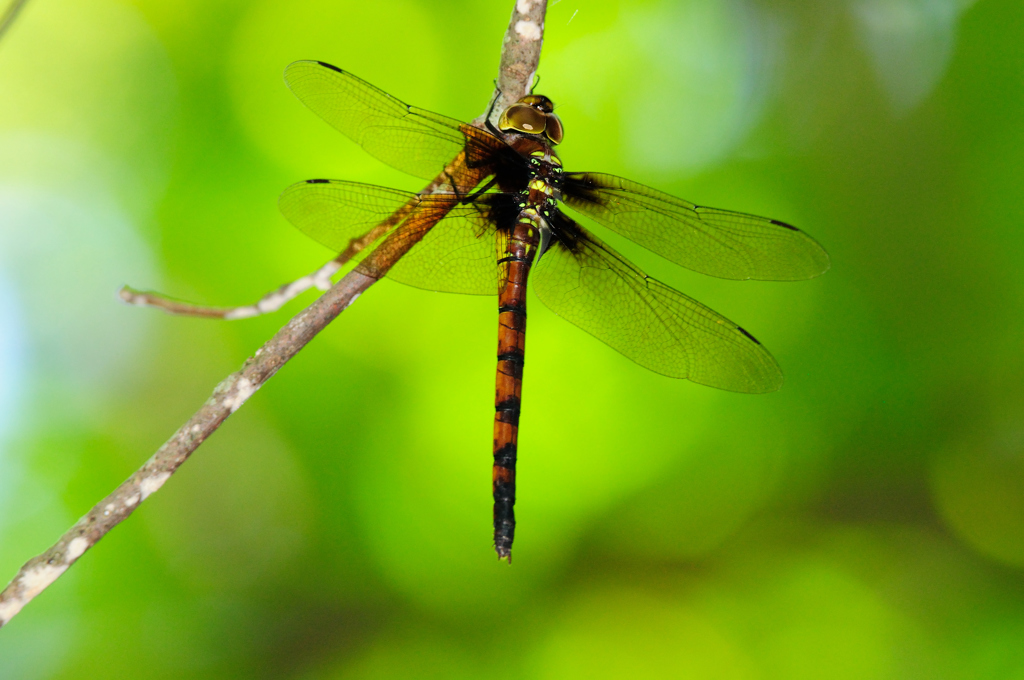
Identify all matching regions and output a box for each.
[381,197,505,296]
[279,179,415,253]
[279,179,501,295]
[532,212,783,393]
[284,61,510,186]
[561,172,830,281]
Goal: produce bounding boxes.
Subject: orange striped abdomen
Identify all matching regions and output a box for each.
[492,210,544,561]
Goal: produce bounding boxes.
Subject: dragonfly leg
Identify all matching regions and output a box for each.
[463,176,498,205]
[441,170,463,198]
[484,84,505,136]
[484,116,503,139]
[119,256,343,319]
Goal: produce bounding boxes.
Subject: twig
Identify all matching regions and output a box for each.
[0,0,547,629]
[0,0,29,45]
[482,0,547,126]
[119,257,344,320]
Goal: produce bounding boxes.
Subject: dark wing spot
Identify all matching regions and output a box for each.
[548,209,583,253]
[736,326,761,345]
[770,219,800,231]
[317,61,344,73]
[561,174,605,207]
[306,179,330,184]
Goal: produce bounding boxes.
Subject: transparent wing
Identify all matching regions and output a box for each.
[382,199,503,296]
[284,61,511,185]
[562,172,830,282]
[533,212,783,393]
[278,179,500,295]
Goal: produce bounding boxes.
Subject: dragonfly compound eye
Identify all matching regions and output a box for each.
[499,103,550,137]
[544,114,564,145]
[519,94,555,113]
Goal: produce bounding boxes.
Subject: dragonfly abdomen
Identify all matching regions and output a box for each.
[492,204,546,561]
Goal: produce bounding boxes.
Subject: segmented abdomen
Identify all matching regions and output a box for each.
[492,204,545,561]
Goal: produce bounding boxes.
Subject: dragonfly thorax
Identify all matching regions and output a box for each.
[525,147,563,189]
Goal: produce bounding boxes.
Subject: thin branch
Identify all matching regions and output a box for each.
[0,0,547,629]
[480,0,548,127]
[0,0,29,45]
[119,257,344,320]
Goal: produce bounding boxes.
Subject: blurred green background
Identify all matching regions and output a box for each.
[2,0,1023,676]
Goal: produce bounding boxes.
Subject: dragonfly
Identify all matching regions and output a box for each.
[278,60,830,561]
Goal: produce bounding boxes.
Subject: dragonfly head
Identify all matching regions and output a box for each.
[498,95,564,145]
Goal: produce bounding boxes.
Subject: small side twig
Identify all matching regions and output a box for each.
[0,0,547,629]
[119,257,345,320]
[0,0,29,45]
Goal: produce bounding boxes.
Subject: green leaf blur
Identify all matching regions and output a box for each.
[1,0,1023,676]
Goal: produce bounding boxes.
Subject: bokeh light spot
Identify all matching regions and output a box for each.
[931,433,1024,568]
[228,0,443,181]
[533,587,755,680]
[851,0,962,113]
